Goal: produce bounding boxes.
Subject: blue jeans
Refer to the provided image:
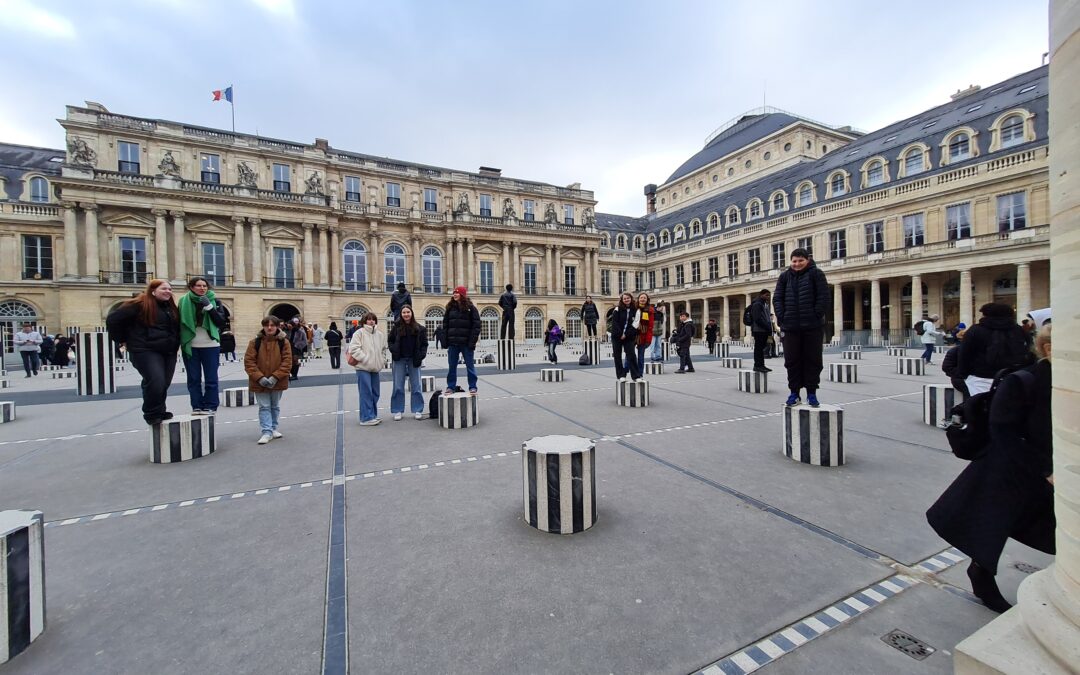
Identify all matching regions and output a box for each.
[356,370,381,422]
[255,390,283,434]
[20,351,40,376]
[446,345,477,391]
[921,343,935,362]
[183,346,220,411]
[650,335,663,361]
[391,360,424,414]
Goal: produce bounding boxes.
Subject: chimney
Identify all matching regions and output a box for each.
[315,138,329,151]
[950,84,982,101]
[644,184,657,214]
[478,166,502,177]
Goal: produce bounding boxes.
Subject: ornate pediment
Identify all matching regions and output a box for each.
[519,246,545,257]
[473,243,501,255]
[261,223,303,240]
[187,218,233,235]
[101,212,154,228]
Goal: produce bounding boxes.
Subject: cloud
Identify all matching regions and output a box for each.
[247,0,296,17]
[0,0,76,39]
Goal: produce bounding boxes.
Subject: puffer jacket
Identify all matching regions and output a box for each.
[956,316,1032,379]
[349,325,387,372]
[390,290,412,318]
[610,305,640,342]
[244,329,292,392]
[750,298,773,334]
[581,301,600,325]
[388,321,428,367]
[773,262,829,331]
[106,301,181,354]
[442,301,481,348]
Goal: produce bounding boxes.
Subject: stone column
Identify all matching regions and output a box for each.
[455,239,464,289]
[544,244,553,295]
[927,276,944,323]
[412,235,423,292]
[82,203,100,280]
[833,283,844,339]
[152,208,168,281]
[911,274,923,322]
[319,224,330,288]
[369,231,381,291]
[889,280,903,339]
[466,238,475,290]
[745,293,753,339]
[852,285,864,330]
[302,224,315,289]
[232,216,246,285]
[1016,261,1031,320]
[444,238,455,288]
[701,296,710,328]
[722,295,731,340]
[329,226,340,289]
[582,248,591,293]
[249,218,263,286]
[956,1,1080,668]
[62,202,79,278]
[512,243,520,287]
[503,242,511,286]
[959,269,973,327]
[870,279,882,345]
[593,250,601,297]
[171,210,186,284]
[554,245,563,295]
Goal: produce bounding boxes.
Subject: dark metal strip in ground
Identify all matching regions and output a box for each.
[321,373,348,674]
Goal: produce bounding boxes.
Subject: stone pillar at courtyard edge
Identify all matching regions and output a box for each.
[955,0,1080,671]
[1017,262,1032,320]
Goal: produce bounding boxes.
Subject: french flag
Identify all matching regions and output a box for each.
[211,86,233,103]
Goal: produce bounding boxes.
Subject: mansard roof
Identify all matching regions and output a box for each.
[0,143,65,201]
[665,111,805,184]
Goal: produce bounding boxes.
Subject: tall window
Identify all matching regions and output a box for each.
[690,260,701,283]
[946,203,972,240]
[865,221,884,253]
[479,261,494,294]
[866,161,885,187]
[798,183,813,205]
[273,247,295,288]
[118,141,140,174]
[661,268,670,287]
[829,230,847,259]
[616,234,627,249]
[998,192,1027,231]
[119,237,147,284]
[345,176,361,202]
[948,133,971,162]
[903,213,925,247]
[423,308,444,341]
[524,308,544,341]
[566,309,582,339]
[635,271,644,291]
[904,148,925,175]
[601,269,611,296]
[771,193,785,213]
[648,270,656,289]
[708,214,719,231]
[708,256,719,280]
[480,308,499,341]
[618,270,628,294]
[273,163,290,192]
[22,235,52,279]
[201,154,221,183]
[524,200,535,221]
[675,265,684,286]
[386,182,401,207]
[564,266,577,295]
[727,207,740,225]
[829,173,846,197]
[771,243,786,269]
[524,263,537,294]
[29,177,48,203]
[797,236,814,259]
[748,248,761,273]
[383,243,406,290]
[564,205,574,225]
[202,242,226,286]
[342,240,367,291]
[423,187,437,211]
[1001,115,1025,148]
[422,246,442,293]
[727,252,739,277]
[479,194,492,217]
[749,201,761,219]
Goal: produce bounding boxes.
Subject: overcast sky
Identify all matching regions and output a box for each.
[0,0,1049,215]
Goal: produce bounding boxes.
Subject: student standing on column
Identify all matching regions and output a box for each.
[499,284,517,339]
[581,295,600,338]
[773,248,829,407]
[750,289,774,373]
[178,277,228,414]
[443,286,481,395]
[610,291,641,382]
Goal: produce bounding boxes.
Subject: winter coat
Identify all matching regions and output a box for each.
[653,308,665,333]
[106,301,181,354]
[244,330,293,393]
[610,305,640,342]
[53,337,71,366]
[312,328,325,349]
[388,321,428,367]
[927,359,1054,573]
[544,326,564,345]
[941,345,960,378]
[636,304,655,347]
[920,320,943,344]
[956,317,1031,379]
[348,325,387,372]
[289,325,308,352]
[219,332,237,354]
[390,290,413,319]
[773,262,829,331]
[499,290,518,314]
[581,301,600,326]
[325,329,343,347]
[40,334,55,359]
[705,324,718,342]
[750,298,773,334]
[442,301,481,348]
[673,320,694,352]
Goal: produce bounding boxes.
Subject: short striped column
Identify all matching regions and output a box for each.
[1,510,45,665]
[712,342,730,358]
[39,365,62,372]
[841,350,862,360]
[151,415,215,464]
[642,362,664,376]
[76,331,116,396]
[782,404,845,466]
[616,379,650,407]
[661,341,670,361]
[50,371,76,380]
[720,357,743,369]
[222,387,255,407]
[421,375,436,392]
[935,345,948,354]
[923,384,964,426]
[439,392,478,429]
[0,401,15,423]
[829,362,858,383]
[497,339,516,370]
[522,435,596,534]
[540,368,564,382]
[738,369,767,393]
[848,344,863,351]
[897,357,925,375]
[887,347,907,357]
[0,378,9,389]
[583,339,599,366]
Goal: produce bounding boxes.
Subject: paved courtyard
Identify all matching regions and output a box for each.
[0,342,1053,674]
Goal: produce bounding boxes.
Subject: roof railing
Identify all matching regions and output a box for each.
[702,106,856,147]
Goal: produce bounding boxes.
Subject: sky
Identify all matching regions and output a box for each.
[0,0,1050,216]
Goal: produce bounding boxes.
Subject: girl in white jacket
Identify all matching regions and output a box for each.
[348,312,388,426]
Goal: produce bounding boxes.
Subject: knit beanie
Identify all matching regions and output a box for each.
[454,285,467,297]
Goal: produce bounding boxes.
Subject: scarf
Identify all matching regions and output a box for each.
[179,289,220,357]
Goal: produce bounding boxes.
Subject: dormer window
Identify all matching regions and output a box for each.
[949,133,971,161]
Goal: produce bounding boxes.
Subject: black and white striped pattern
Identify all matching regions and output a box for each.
[438,392,478,429]
[897,357,925,376]
[151,415,216,464]
[712,342,730,358]
[0,402,14,424]
[1,510,45,665]
[935,345,948,354]
[50,371,75,380]
[583,339,599,366]
[738,369,767,393]
[616,379,650,407]
[522,435,596,534]
[720,357,743,369]
[782,404,845,466]
[661,341,670,361]
[76,332,116,396]
[222,387,255,407]
[39,365,62,372]
[829,362,858,383]
[841,350,862,360]
[642,362,664,376]
[887,347,907,357]
[497,339,516,370]
[847,344,862,351]
[420,375,436,392]
[923,384,964,426]
[113,363,126,372]
[540,368,564,382]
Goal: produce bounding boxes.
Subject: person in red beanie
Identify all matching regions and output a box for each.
[442,285,481,394]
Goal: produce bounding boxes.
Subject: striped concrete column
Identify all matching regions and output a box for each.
[1,510,45,665]
[151,415,215,463]
[223,387,255,407]
[782,404,845,466]
[76,332,116,396]
[720,357,743,369]
[887,346,907,357]
[438,392,478,429]
[583,338,600,366]
[0,401,15,423]
[540,368,564,382]
[841,350,862,360]
[897,357,925,375]
[420,375,436,392]
[738,369,767,393]
[641,362,664,376]
[497,339,516,370]
[522,435,596,534]
[616,379,650,406]
[923,384,963,427]
[829,362,858,383]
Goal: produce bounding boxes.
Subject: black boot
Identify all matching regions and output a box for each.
[967,562,1012,613]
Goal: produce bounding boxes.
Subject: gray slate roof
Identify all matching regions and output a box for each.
[665,112,805,184]
[0,143,65,202]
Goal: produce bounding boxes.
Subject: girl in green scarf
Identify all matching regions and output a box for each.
[178,277,228,414]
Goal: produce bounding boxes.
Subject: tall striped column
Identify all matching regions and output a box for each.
[897,357,925,375]
[76,331,116,396]
[497,339,515,370]
[713,342,730,358]
[522,435,596,534]
[782,404,845,466]
[583,338,599,366]
[923,384,964,426]
[661,341,670,361]
[738,369,768,393]
[1,510,45,665]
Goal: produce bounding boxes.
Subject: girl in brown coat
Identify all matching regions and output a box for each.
[244,315,293,444]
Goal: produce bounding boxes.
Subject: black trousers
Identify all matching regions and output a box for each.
[781,327,824,393]
[328,346,341,369]
[678,346,693,371]
[753,332,769,368]
[500,313,515,339]
[585,323,597,337]
[291,347,303,377]
[130,350,177,422]
[613,337,640,379]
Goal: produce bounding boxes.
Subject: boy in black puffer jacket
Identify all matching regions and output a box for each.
[773,248,830,407]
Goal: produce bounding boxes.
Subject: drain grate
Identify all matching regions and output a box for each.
[1012,562,1042,574]
[881,629,935,660]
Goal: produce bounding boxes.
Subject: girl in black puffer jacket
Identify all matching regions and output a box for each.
[442,286,481,394]
[610,292,642,381]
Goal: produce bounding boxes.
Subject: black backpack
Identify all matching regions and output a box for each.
[743,305,753,326]
[913,320,926,336]
[945,367,1034,460]
[429,386,465,419]
[578,353,591,366]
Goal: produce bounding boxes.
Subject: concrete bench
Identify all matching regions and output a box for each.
[223,387,255,407]
[522,435,597,534]
[616,379,650,407]
[897,357,926,376]
[540,368,564,382]
[439,392,478,429]
[1,510,45,665]
[782,403,845,466]
[151,415,215,464]
[924,383,965,426]
[738,369,767,393]
[829,362,858,383]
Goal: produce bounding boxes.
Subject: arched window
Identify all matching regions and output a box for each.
[901,146,926,176]
[673,225,685,241]
[659,229,671,245]
[29,177,49,203]
[524,307,544,342]
[864,159,886,187]
[946,131,973,162]
[769,191,787,214]
[616,234,627,249]
[747,199,762,220]
[383,243,407,291]
[422,246,442,293]
[343,304,370,319]
[1,299,41,353]
[601,232,610,248]
[480,307,499,341]
[726,206,740,225]
[633,235,644,250]
[690,220,702,237]
[646,234,657,250]
[424,306,444,341]
[565,308,582,340]
[797,181,815,206]
[708,214,719,231]
[827,171,848,198]
[342,240,367,291]
[1000,114,1026,148]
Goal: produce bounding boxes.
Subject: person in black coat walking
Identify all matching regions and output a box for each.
[927,326,1054,613]
[750,289,774,373]
[673,311,695,373]
[389,282,412,321]
[442,285,481,394]
[704,319,718,355]
[956,302,1032,396]
[219,331,237,362]
[773,248,829,407]
[325,321,344,369]
[498,284,517,339]
[610,292,641,381]
[581,296,600,338]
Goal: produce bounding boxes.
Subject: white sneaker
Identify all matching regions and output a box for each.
[414,412,424,420]
[393,413,403,421]
[359,419,381,426]
[271,430,283,439]
[618,376,627,383]
[258,434,272,444]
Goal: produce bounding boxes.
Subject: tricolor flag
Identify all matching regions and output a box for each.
[211,86,233,103]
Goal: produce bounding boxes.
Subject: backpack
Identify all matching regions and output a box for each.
[578,353,591,366]
[253,335,287,356]
[913,321,926,336]
[430,386,464,419]
[291,328,308,350]
[743,305,753,326]
[945,367,1034,460]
